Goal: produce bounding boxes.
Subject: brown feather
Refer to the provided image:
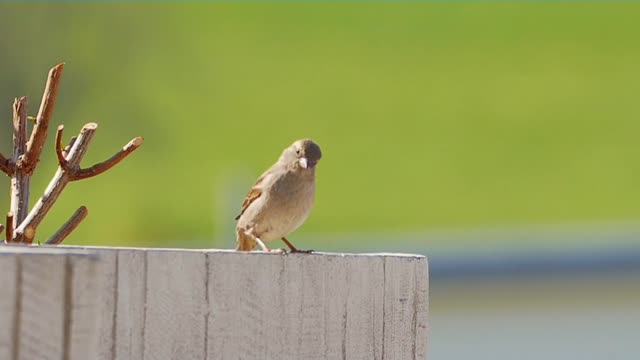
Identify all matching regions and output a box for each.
[234,176,265,220]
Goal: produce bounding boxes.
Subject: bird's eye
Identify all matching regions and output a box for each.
[296,148,300,154]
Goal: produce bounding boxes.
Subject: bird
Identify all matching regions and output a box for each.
[235,139,322,253]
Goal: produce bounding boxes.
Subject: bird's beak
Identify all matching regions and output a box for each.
[299,158,317,169]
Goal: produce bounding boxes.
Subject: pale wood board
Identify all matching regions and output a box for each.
[0,254,18,359]
[0,246,429,360]
[143,249,208,360]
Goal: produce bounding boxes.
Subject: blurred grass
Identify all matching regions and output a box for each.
[0,3,638,248]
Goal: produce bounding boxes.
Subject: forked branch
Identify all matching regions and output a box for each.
[3,63,142,244]
[13,122,143,243]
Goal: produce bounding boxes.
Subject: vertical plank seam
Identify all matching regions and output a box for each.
[11,255,22,360]
[322,260,328,360]
[141,250,148,360]
[203,253,210,360]
[380,257,386,360]
[412,261,418,360]
[110,252,119,360]
[341,263,350,360]
[62,256,73,360]
[298,259,305,358]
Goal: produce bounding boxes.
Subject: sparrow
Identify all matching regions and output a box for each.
[235,139,322,253]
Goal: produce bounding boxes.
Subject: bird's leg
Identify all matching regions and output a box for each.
[255,236,286,254]
[281,237,313,254]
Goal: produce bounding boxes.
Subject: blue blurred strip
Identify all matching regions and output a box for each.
[430,245,640,280]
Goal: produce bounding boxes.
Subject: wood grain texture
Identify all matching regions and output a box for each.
[0,247,428,360]
[413,259,429,360]
[93,249,117,360]
[383,256,429,360]
[205,252,418,360]
[67,254,100,360]
[0,248,101,360]
[0,254,18,359]
[143,249,207,360]
[19,253,66,360]
[208,252,287,360]
[114,250,146,360]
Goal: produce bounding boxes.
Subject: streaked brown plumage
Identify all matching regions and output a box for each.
[235,139,322,253]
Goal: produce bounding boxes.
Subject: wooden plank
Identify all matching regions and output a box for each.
[207,252,286,360]
[114,249,146,360]
[383,255,429,360]
[0,246,428,360]
[281,254,331,360]
[318,255,349,360]
[143,249,207,360]
[343,255,385,360]
[414,259,429,360]
[18,253,66,360]
[93,249,117,360]
[207,252,388,360]
[0,254,18,359]
[68,254,100,360]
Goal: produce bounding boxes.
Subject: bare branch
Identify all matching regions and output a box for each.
[74,136,144,180]
[5,212,14,243]
[14,123,97,243]
[21,63,64,174]
[55,125,67,168]
[10,97,30,230]
[46,206,88,245]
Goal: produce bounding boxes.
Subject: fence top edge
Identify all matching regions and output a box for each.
[0,245,426,260]
[58,245,427,259]
[0,244,96,257]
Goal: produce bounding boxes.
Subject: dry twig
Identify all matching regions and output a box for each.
[20,63,64,174]
[75,136,143,180]
[55,125,67,167]
[10,97,30,228]
[5,212,14,243]
[46,206,88,245]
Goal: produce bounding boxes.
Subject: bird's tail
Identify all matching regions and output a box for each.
[235,230,256,251]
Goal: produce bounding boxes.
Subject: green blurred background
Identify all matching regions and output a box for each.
[1,3,639,360]
[0,2,638,249]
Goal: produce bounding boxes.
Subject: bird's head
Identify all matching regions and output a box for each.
[281,139,322,170]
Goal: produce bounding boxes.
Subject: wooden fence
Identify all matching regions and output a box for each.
[0,246,428,360]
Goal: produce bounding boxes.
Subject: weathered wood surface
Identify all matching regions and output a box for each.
[0,246,98,360]
[0,246,429,360]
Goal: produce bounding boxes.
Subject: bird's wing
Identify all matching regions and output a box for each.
[234,173,268,221]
